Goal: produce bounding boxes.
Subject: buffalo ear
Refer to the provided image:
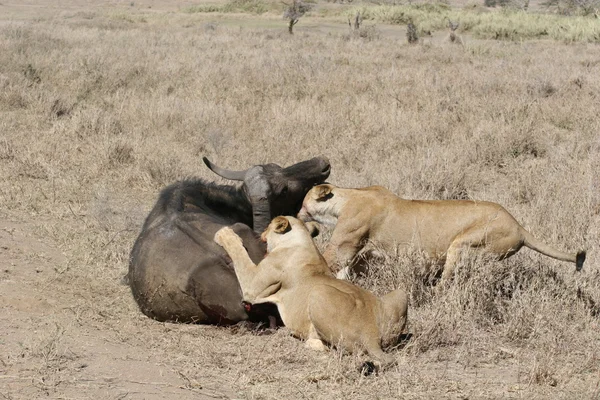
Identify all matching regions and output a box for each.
[273,216,291,234]
[316,185,333,201]
[305,221,320,238]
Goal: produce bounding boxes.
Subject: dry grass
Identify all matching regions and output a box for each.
[1,1,600,398]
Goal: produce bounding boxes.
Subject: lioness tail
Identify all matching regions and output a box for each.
[521,229,585,271]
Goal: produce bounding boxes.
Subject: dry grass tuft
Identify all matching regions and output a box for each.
[108,143,135,166]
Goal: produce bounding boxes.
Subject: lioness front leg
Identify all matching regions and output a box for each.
[324,223,368,277]
[323,215,369,272]
[215,227,258,289]
[214,227,282,302]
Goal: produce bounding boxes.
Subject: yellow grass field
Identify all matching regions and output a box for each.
[1,1,599,398]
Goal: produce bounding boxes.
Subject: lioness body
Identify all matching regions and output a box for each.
[214,216,408,369]
[299,185,586,280]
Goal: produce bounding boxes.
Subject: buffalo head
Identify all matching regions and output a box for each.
[203,156,330,232]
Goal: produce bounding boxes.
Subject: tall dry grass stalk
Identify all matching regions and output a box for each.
[1,2,599,398]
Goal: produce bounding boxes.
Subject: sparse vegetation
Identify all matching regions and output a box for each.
[347,4,600,42]
[1,1,599,399]
[348,10,362,30]
[185,0,274,14]
[542,0,600,15]
[186,0,600,43]
[445,17,464,44]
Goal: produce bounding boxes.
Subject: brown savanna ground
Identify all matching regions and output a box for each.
[1,1,600,399]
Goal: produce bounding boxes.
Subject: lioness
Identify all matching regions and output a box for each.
[214,216,408,372]
[298,184,586,280]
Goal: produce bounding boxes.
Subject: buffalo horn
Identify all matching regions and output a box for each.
[203,157,248,181]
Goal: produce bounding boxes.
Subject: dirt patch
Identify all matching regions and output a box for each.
[0,217,233,399]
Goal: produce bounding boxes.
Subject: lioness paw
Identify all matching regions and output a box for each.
[305,338,327,352]
[214,227,239,247]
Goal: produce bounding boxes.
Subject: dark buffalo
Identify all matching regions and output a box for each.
[128,156,331,324]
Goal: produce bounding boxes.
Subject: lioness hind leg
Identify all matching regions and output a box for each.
[305,324,327,351]
[441,246,461,281]
[379,289,409,348]
[441,229,491,281]
[306,339,327,351]
[361,339,396,375]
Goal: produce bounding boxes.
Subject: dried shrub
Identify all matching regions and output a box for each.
[0,139,16,161]
[49,98,73,119]
[407,22,419,44]
[542,0,600,15]
[108,143,135,166]
[527,79,558,97]
[145,158,183,187]
[345,25,381,41]
[23,63,41,84]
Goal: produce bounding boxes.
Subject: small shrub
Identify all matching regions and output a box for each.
[500,0,530,9]
[227,0,270,14]
[184,5,224,13]
[412,2,451,13]
[407,22,419,43]
[23,64,41,84]
[542,0,600,16]
[50,98,73,119]
[185,0,272,14]
[2,91,28,110]
[509,136,545,159]
[445,19,464,44]
[145,158,182,187]
[109,143,135,166]
[0,139,15,161]
[529,359,558,386]
[527,79,557,98]
[203,22,218,32]
[284,0,313,34]
[345,25,381,41]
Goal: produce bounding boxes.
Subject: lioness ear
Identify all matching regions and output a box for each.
[305,221,320,238]
[273,216,291,234]
[316,185,333,201]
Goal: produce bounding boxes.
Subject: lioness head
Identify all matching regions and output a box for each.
[298,184,339,227]
[261,216,318,253]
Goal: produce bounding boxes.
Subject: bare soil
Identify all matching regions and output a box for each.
[0,216,236,399]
